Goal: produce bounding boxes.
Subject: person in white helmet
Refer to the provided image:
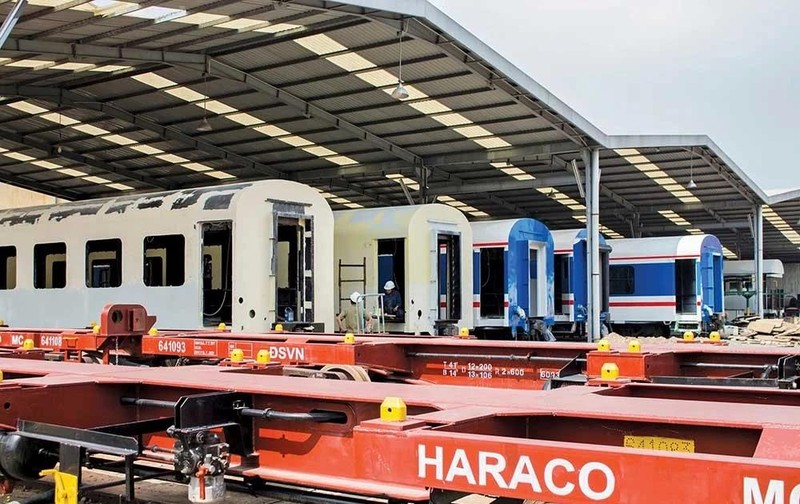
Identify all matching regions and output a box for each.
[337,291,368,332]
[383,280,404,319]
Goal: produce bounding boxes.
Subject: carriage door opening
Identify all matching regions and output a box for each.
[529,244,546,317]
[437,234,461,321]
[275,218,309,323]
[600,248,610,313]
[479,247,503,318]
[712,254,723,311]
[202,222,232,326]
[377,239,405,320]
[675,259,697,314]
[554,255,569,315]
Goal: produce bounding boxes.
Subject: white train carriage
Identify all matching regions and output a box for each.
[334,204,472,335]
[724,259,785,319]
[470,218,554,340]
[550,229,611,338]
[608,234,724,336]
[0,181,334,332]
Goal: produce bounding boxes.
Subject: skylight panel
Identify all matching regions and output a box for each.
[173,12,227,25]
[216,18,268,30]
[226,113,264,126]
[326,53,376,72]
[296,34,347,55]
[133,73,176,89]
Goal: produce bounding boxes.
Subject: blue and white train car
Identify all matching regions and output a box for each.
[608,235,724,336]
[470,218,554,340]
[551,229,611,339]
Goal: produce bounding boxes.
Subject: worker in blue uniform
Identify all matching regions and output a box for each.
[383,280,404,319]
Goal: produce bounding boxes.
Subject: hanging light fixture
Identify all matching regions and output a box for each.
[687,149,697,189]
[197,70,213,132]
[56,110,63,154]
[391,23,409,100]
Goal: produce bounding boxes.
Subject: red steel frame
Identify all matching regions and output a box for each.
[1,304,798,390]
[0,357,799,503]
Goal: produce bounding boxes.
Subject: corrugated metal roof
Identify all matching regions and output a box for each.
[0,0,795,260]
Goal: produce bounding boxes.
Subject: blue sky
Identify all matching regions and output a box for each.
[430,0,799,191]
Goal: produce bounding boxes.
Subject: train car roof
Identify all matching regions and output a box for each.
[333,203,469,239]
[0,180,327,228]
[608,234,723,259]
[724,259,784,277]
[551,228,608,253]
[471,218,552,247]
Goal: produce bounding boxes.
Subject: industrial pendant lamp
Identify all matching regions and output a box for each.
[196,72,213,132]
[391,24,409,100]
[687,150,697,189]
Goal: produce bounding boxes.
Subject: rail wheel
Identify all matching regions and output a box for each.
[319,364,371,381]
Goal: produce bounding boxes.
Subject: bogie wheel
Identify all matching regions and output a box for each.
[319,364,371,381]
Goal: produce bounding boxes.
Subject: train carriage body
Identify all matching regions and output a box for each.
[0,181,334,332]
[334,204,472,335]
[608,234,724,336]
[724,259,785,319]
[550,229,611,338]
[470,218,554,340]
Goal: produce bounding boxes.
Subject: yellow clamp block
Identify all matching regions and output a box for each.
[458,327,469,338]
[148,327,159,336]
[601,362,620,380]
[709,331,721,342]
[229,348,244,362]
[218,322,227,331]
[274,324,284,333]
[380,396,407,422]
[40,468,79,504]
[683,331,695,341]
[89,321,97,329]
[343,332,356,344]
[596,338,611,352]
[256,349,270,364]
[22,339,35,351]
[0,369,3,383]
[627,340,641,353]
[0,319,4,326]
[92,325,101,335]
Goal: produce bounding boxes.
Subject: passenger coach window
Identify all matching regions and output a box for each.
[34,242,66,289]
[0,246,16,290]
[609,265,634,295]
[86,239,122,288]
[144,235,185,287]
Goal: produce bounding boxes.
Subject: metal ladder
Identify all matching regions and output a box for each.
[338,257,366,315]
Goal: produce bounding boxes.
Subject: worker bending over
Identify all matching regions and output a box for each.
[337,292,370,332]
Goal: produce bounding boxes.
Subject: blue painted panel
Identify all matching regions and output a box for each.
[472,251,480,295]
[573,242,587,322]
[378,255,394,293]
[507,219,555,326]
[614,263,675,297]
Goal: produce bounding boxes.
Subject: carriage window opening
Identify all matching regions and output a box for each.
[0,246,16,290]
[675,259,697,314]
[86,239,122,288]
[276,219,304,323]
[144,235,185,287]
[479,247,504,318]
[609,265,635,295]
[202,222,232,327]
[34,242,66,289]
[437,234,461,321]
[554,255,569,315]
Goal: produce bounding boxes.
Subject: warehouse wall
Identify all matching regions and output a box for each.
[0,183,61,210]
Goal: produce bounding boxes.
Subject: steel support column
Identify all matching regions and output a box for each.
[754,205,764,318]
[0,0,27,48]
[586,148,601,342]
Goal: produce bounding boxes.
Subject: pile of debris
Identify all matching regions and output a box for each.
[729,319,800,346]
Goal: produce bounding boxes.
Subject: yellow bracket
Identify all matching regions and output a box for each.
[39,468,78,504]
